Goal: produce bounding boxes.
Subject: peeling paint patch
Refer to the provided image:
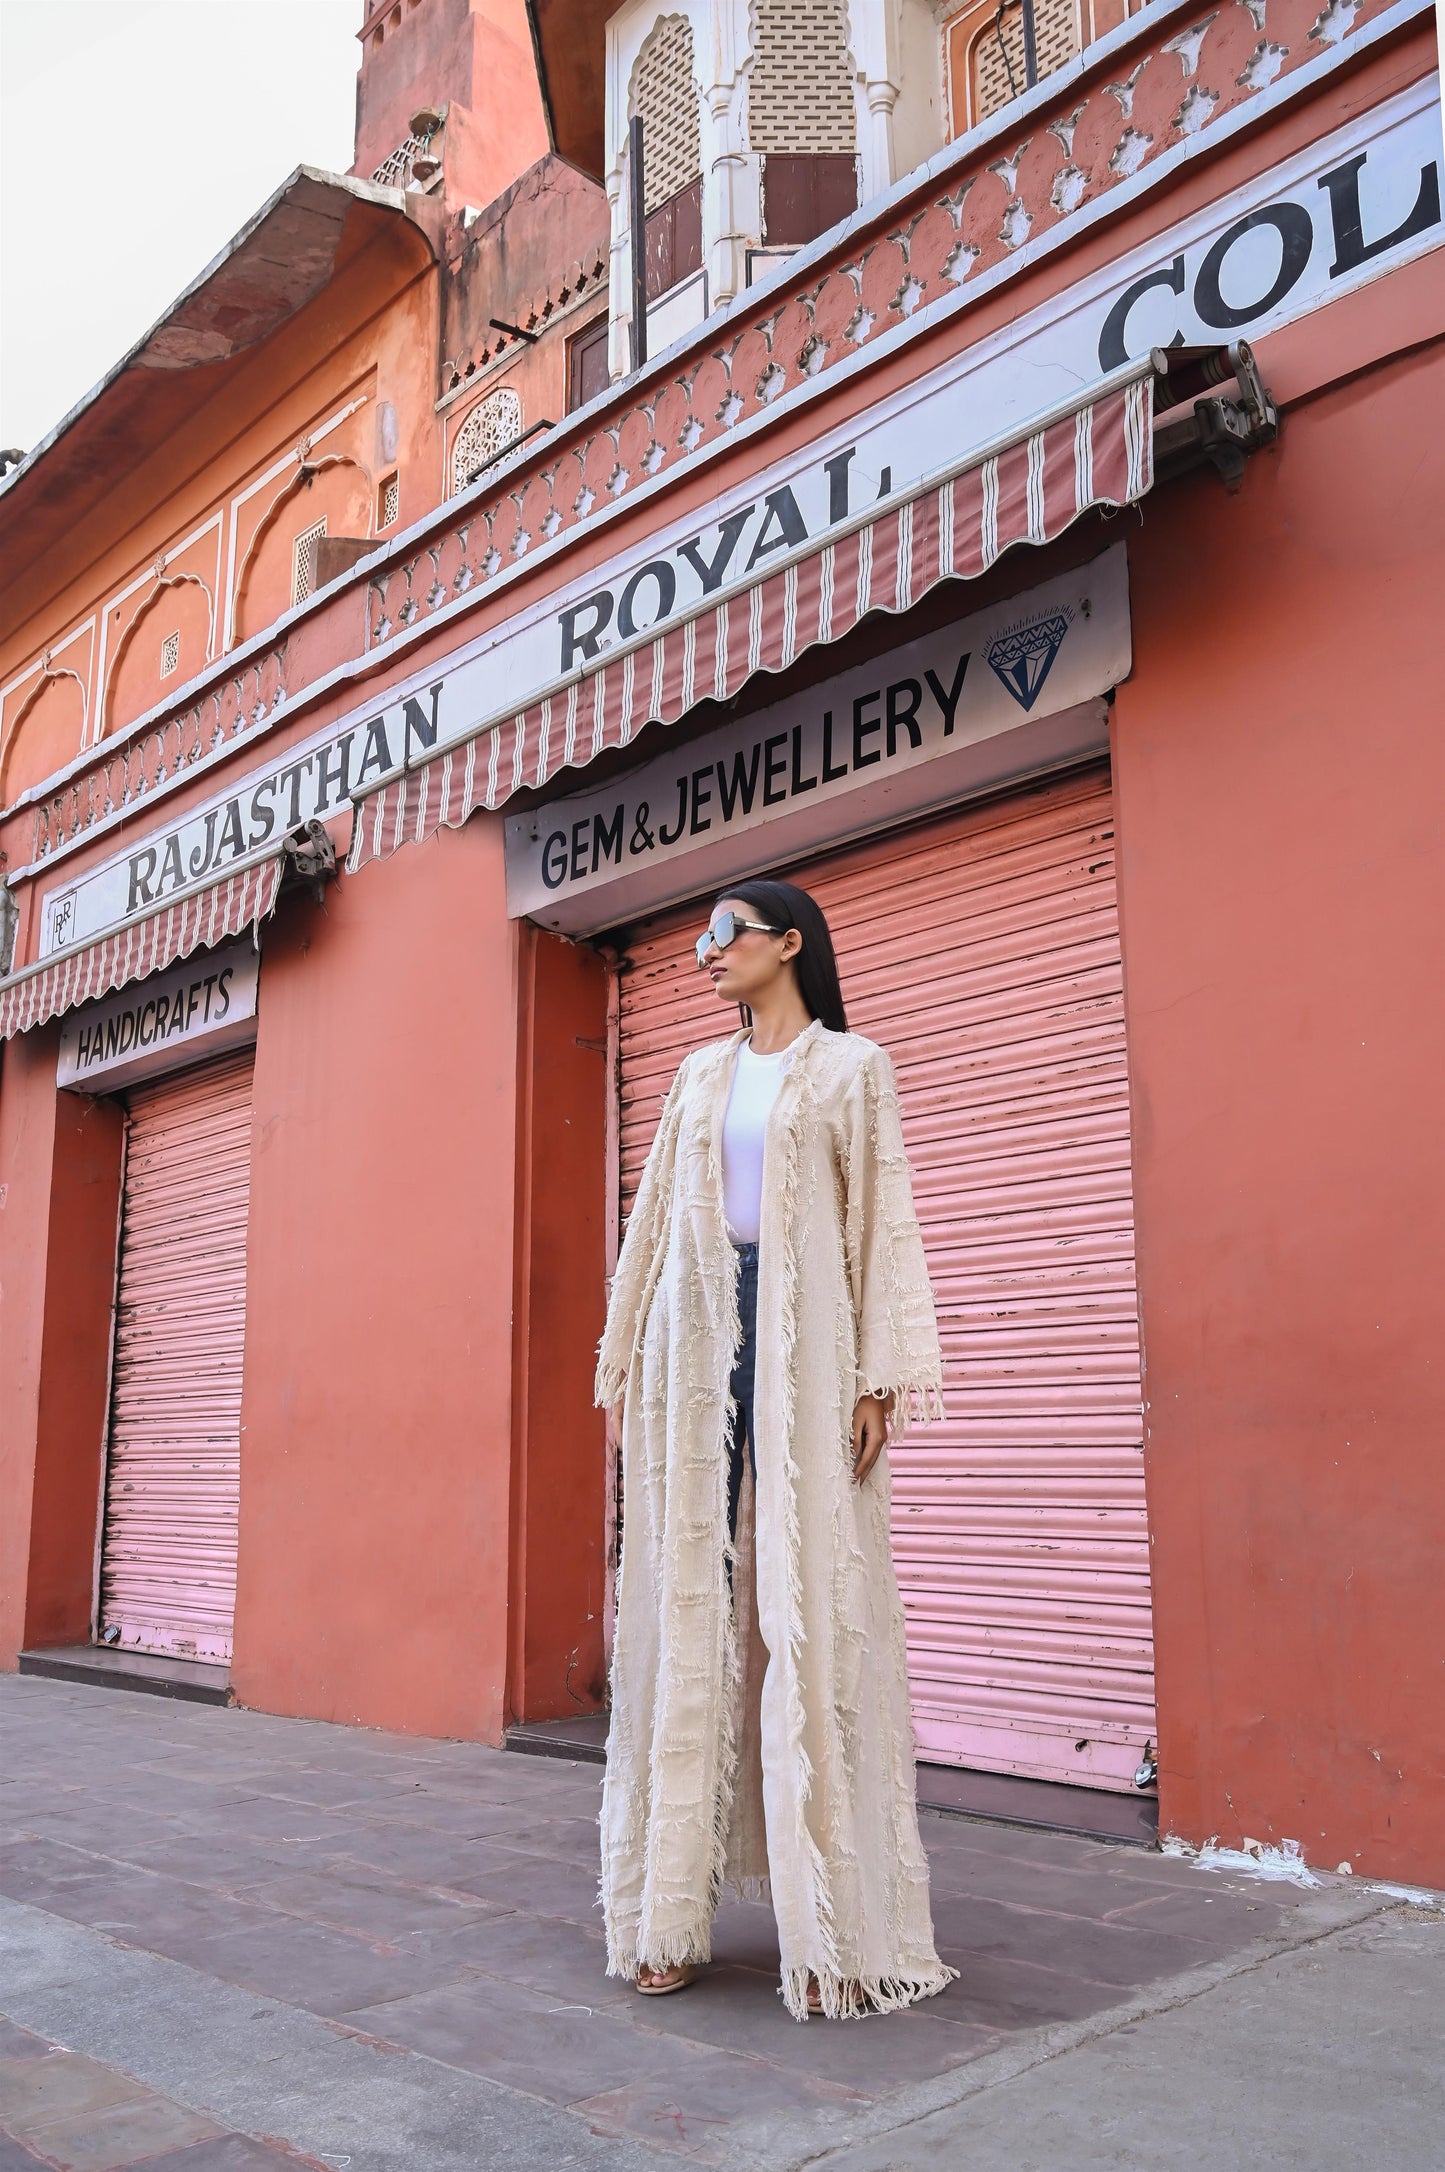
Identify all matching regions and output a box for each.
[988,144,1029,196]
[1047,104,1087,159]
[1310,0,1360,42]
[1174,85,1221,135]
[1105,60,1148,123]
[1110,128,1155,178]
[1051,164,1089,215]
[1237,40,1289,89]
[1360,1880,1445,1910]
[1165,14,1220,75]
[1161,1834,1324,1886]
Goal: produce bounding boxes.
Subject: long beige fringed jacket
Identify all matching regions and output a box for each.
[595,1020,955,2021]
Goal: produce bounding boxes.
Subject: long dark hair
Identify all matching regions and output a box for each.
[716,877,848,1033]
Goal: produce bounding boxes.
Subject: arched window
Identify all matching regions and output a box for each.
[748,0,858,248]
[451,387,523,495]
[968,0,1081,129]
[630,15,703,303]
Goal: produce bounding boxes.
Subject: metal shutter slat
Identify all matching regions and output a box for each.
[98,1049,254,1665]
[617,766,1154,1792]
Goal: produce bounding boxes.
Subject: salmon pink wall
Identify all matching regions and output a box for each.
[0,229,436,812]
[1115,343,1445,1887]
[105,578,215,738]
[509,927,610,1722]
[352,0,547,213]
[234,460,375,647]
[0,1031,123,1662]
[26,1091,125,1646]
[2,674,87,805]
[0,1033,60,1665]
[231,815,520,1741]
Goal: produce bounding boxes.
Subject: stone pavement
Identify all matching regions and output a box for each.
[0,1675,1436,2171]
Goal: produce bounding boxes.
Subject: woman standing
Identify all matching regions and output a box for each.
[596,878,954,2021]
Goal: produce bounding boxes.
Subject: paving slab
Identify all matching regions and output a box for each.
[0,2138,49,2170]
[0,2040,230,2172]
[229,1867,496,1943]
[1,1674,1428,2172]
[0,1901,655,2172]
[132,2144,321,2171]
[799,1906,1445,2172]
[7,2089,224,2171]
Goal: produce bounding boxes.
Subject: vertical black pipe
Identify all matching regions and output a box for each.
[629,114,648,371]
[1020,0,1039,88]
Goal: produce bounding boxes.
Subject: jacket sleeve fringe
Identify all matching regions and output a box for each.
[849,1047,946,1425]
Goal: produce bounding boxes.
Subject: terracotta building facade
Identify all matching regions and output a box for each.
[0,0,1441,1885]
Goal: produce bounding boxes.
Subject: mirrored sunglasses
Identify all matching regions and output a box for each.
[694,911,781,968]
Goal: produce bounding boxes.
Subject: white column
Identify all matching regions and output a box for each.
[861,73,900,196]
[701,0,753,309]
[704,80,752,306]
[846,0,903,198]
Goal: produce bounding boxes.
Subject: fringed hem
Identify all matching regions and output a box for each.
[859,1376,946,1432]
[780,1961,960,2022]
[594,1357,628,1411]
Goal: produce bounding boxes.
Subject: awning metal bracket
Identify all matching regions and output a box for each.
[280,819,338,904]
[1152,340,1279,486]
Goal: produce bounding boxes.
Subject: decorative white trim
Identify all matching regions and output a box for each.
[222,395,369,647]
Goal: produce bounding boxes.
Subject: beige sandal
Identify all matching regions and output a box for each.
[635,1963,700,1996]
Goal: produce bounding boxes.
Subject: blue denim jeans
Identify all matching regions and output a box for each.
[726,1241,759,1544]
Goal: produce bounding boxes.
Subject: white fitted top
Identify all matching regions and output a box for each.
[721,1040,788,1243]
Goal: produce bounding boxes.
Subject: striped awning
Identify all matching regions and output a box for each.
[347,364,1154,876]
[0,856,281,1042]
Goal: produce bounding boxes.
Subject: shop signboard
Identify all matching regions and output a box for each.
[57,940,260,1094]
[37,77,1441,960]
[504,550,1128,932]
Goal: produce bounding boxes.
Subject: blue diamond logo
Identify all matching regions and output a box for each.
[986,612,1070,713]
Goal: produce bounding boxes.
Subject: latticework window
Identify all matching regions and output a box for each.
[160,631,180,678]
[973,0,1080,124]
[292,518,327,608]
[451,388,522,494]
[373,130,433,187]
[630,15,701,215]
[380,474,400,528]
[747,0,856,152]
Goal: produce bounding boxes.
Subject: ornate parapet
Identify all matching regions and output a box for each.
[363,0,1408,649]
[29,644,289,868]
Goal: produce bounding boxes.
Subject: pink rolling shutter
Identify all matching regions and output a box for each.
[98,1050,254,1666]
[616,767,1155,1790]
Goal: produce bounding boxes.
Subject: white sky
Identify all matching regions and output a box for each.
[0,0,360,456]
